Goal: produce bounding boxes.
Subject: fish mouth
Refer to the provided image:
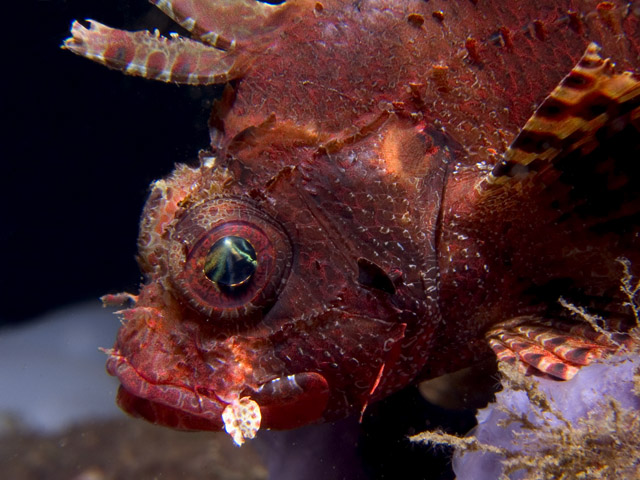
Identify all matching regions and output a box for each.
[107,354,227,431]
[106,352,331,431]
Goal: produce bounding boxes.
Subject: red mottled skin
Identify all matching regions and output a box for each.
[66,0,640,432]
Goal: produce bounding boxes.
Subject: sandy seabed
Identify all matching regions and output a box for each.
[0,416,267,480]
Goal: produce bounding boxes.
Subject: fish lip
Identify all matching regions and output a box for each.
[106,353,227,430]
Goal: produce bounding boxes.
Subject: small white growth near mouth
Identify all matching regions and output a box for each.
[222,397,262,446]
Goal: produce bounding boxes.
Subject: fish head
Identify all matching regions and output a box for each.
[106,121,448,432]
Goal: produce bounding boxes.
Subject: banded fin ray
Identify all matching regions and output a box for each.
[471,42,640,279]
[480,42,640,192]
[486,316,636,380]
[63,0,311,85]
[63,20,244,85]
[150,0,308,49]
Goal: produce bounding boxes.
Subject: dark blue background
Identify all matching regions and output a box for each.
[2,0,221,324]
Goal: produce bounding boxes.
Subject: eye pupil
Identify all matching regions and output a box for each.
[203,236,257,289]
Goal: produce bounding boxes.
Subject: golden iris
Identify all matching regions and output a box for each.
[203,236,258,289]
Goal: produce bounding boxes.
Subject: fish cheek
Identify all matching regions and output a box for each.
[265,307,407,421]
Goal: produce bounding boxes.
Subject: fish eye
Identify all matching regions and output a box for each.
[204,236,258,289]
[167,198,292,323]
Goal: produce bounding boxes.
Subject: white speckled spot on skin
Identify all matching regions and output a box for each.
[222,397,261,446]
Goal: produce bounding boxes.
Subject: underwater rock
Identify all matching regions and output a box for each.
[452,353,640,480]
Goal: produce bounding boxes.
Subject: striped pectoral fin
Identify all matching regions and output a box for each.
[63,20,244,85]
[486,316,632,380]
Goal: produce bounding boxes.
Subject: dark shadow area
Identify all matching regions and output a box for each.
[2,0,220,325]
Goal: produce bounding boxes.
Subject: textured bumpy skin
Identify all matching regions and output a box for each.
[65,0,640,441]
